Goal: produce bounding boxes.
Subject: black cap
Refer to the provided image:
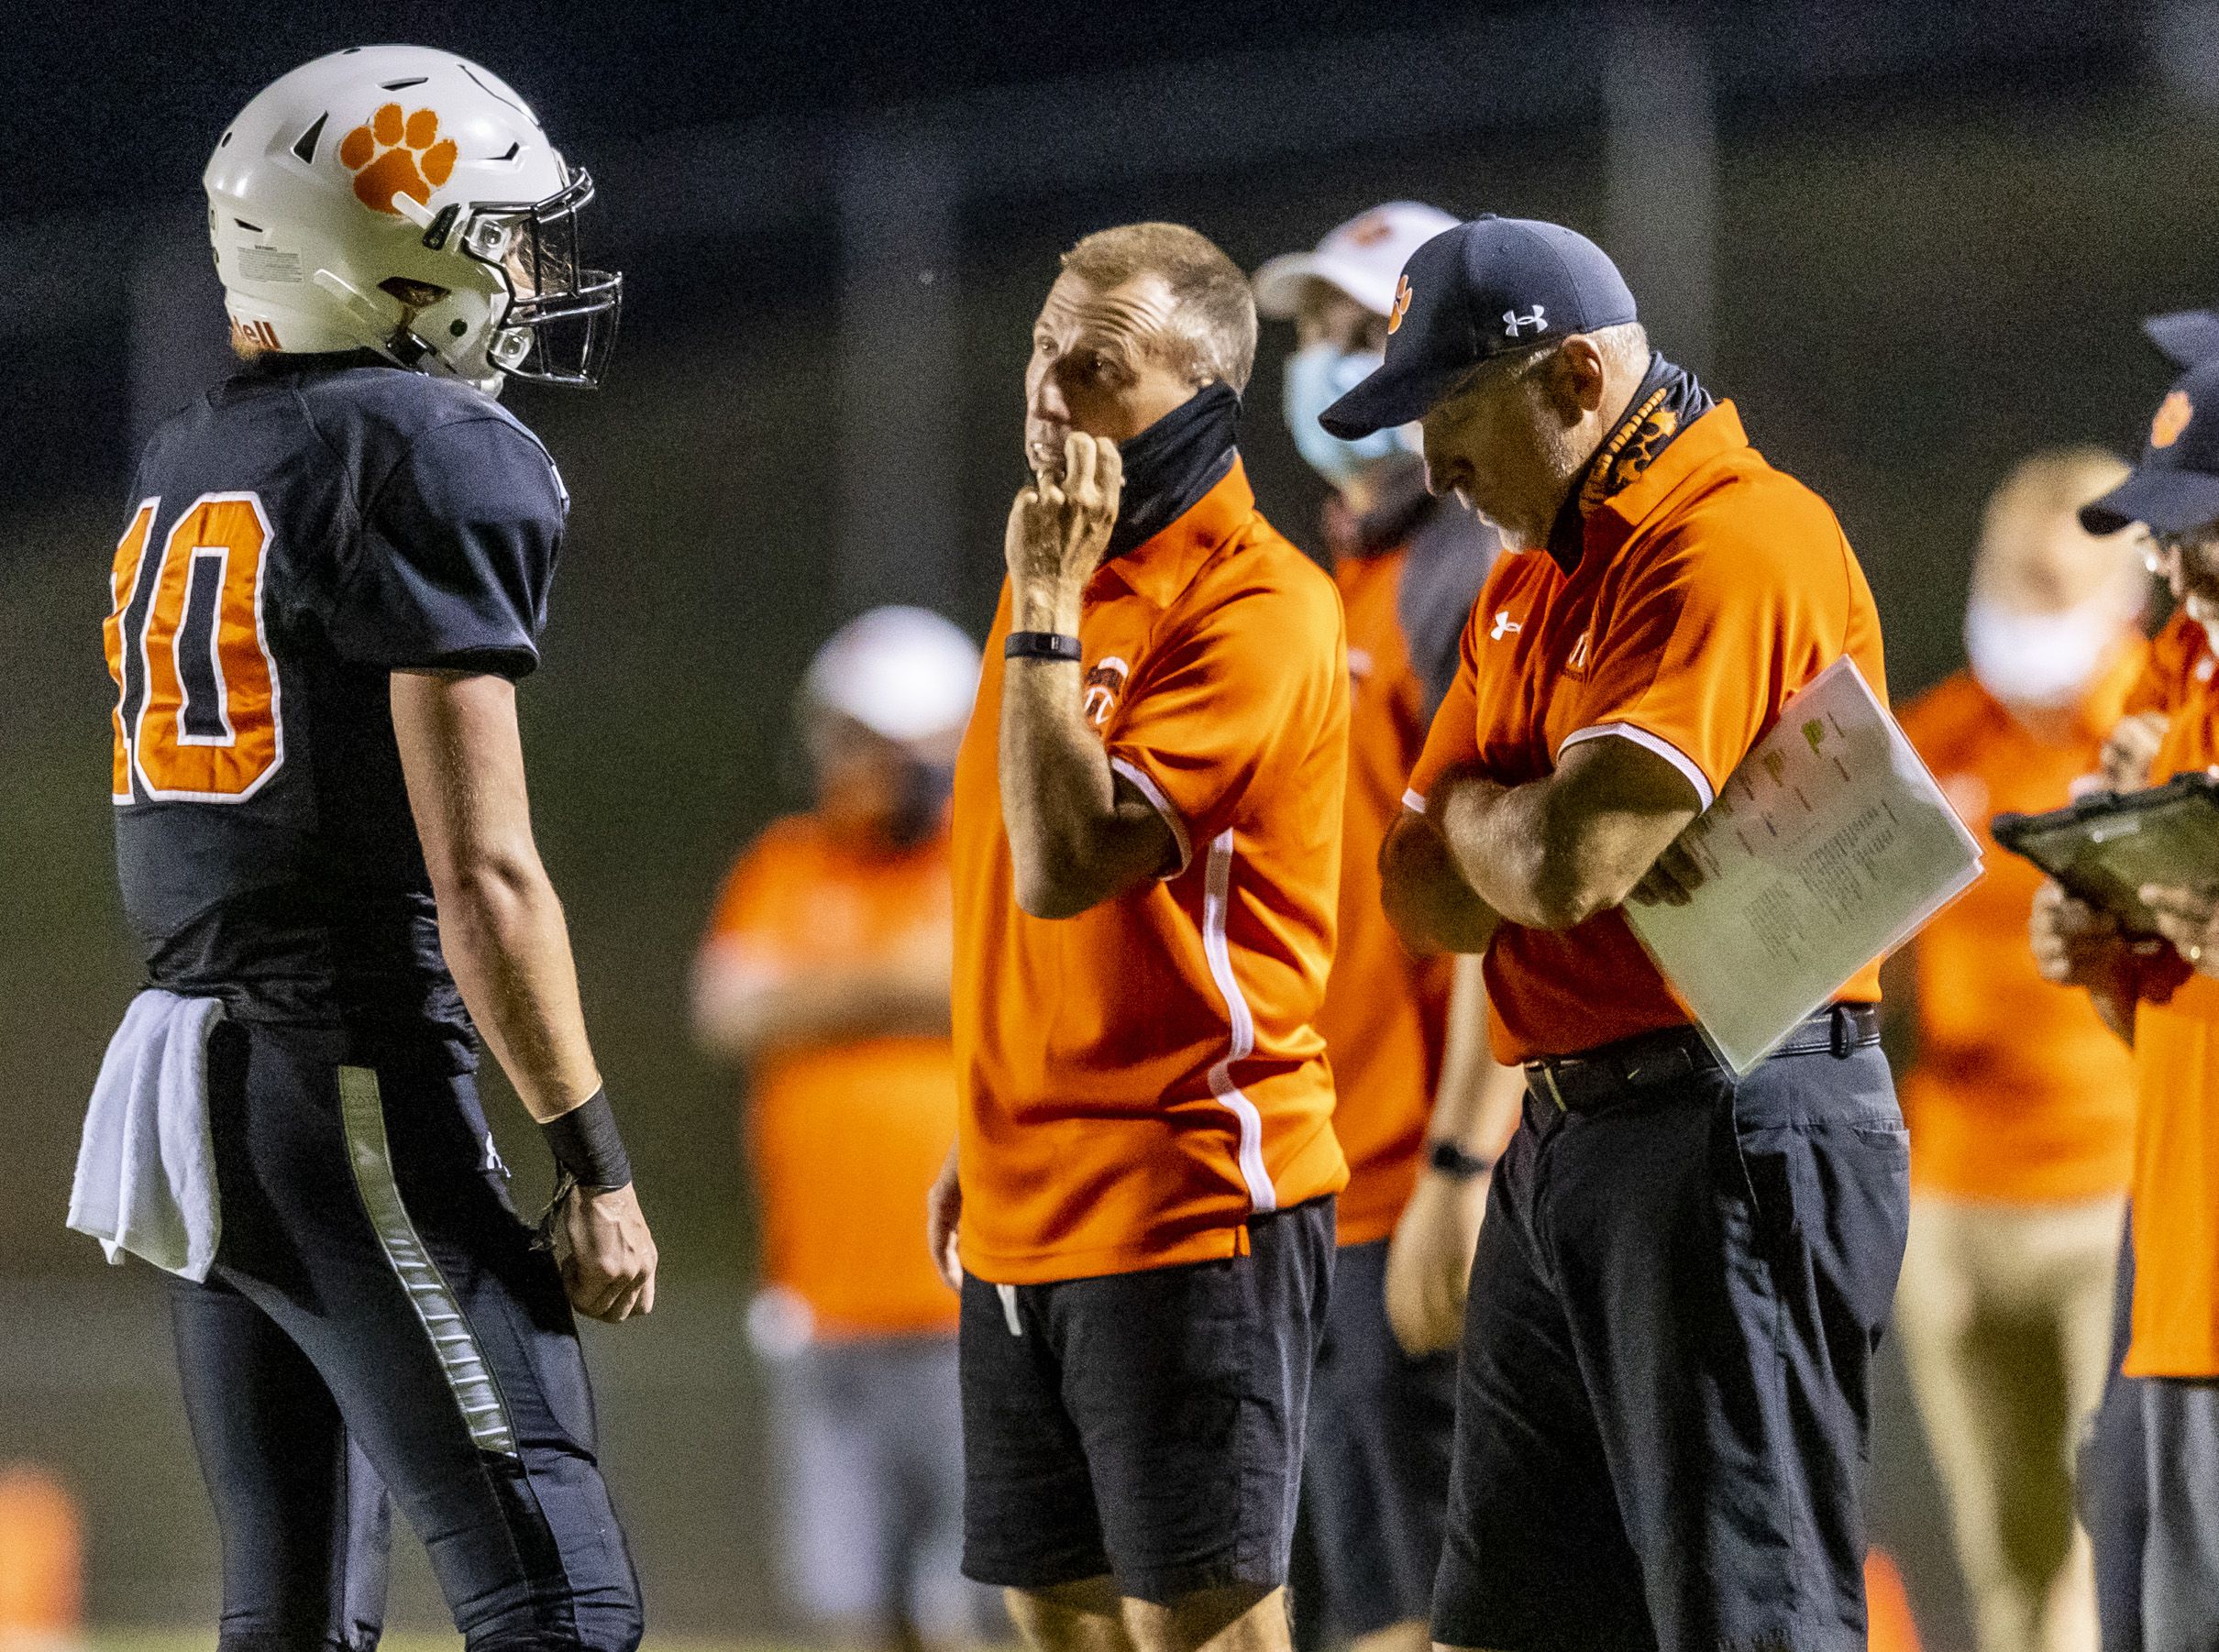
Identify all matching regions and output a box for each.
[1319,215,1638,438]
[2145,308,2219,369]
[2082,357,2219,535]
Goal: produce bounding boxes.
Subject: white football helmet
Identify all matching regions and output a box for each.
[204,45,621,392]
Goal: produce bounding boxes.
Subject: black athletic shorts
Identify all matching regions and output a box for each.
[1298,1236,1457,1637]
[960,1196,1335,1605]
[1433,1021,1907,1652]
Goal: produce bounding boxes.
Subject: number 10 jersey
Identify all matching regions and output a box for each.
[105,351,569,1062]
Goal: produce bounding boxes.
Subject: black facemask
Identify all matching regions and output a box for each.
[1104,381,1242,562]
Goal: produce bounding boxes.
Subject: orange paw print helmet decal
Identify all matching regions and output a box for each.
[2153,389,2195,450]
[337,104,458,215]
[1386,274,1413,335]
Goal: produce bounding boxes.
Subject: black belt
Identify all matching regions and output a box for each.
[1524,1003,1882,1114]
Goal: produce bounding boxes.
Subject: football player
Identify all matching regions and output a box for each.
[89,45,648,1652]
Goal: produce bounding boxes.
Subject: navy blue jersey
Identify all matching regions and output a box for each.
[105,352,568,1061]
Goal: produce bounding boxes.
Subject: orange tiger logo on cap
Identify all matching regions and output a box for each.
[2154,389,2194,449]
[1386,274,1412,335]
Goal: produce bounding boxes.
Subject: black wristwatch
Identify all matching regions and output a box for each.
[1427,1140,1496,1181]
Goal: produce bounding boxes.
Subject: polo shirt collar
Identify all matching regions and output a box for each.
[1577,400,1749,570]
[1092,457,1255,611]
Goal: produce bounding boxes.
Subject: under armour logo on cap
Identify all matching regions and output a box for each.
[1504,304,1546,338]
[1387,274,1413,335]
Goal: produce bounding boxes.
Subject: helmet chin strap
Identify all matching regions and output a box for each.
[311,267,501,392]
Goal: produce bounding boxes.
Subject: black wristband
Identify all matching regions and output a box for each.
[1427,1139,1496,1181]
[541,1088,633,1191]
[1005,631,1083,662]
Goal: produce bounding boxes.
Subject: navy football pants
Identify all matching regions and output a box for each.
[168,1019,642,1652]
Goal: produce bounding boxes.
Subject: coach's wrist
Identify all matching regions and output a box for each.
[1011,577,1085,634]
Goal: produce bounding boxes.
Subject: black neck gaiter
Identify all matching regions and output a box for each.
[1544,352,1717,572]
[1104,381,1242,562]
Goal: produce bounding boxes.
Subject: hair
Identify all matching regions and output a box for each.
[1589,320,1651,380]
[1059,222,1258,393]
[1980,446,2132,549]
[1450,319,1650,401]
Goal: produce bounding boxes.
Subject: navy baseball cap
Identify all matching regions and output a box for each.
[2082,357,2219,535]
[1319,215,1638,438]
[2145,308,2219,369]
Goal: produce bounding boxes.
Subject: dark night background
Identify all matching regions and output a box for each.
[1,1,2212,1641]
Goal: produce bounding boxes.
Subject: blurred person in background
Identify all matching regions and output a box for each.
[1891,447,2147,1652]
[932,221,1349,1652]
[2037,356,2219,1652]
[695,606,984,1652]
[1252,204,1527,1652]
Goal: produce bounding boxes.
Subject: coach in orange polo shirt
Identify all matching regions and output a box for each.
[2038,356,2219,1652]
[927,222,1348,1652]
[1892,447,2145,1652]
[1327,215,1904,1652]
[1253,204,1526,1652]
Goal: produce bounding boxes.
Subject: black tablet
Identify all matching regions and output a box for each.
[1992,772,2219,933]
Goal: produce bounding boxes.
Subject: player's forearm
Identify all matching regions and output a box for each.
[1380,812,1502,954]
[436,853,602,1122]
[998,578,1161,918]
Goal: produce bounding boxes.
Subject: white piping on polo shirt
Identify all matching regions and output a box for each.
[1556,722,1716,810]
[1199,829,1276,1214]
[1109,755,1193,876]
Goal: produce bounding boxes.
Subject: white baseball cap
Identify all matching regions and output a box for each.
[1253,201,1462,321]
[804,606,982,744]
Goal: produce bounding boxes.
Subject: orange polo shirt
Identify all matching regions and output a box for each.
[951,459,1351,1284]
[1406,402,1888,1065]
[2125,612,2219,1376]
[1319,544,1458,1246]
[701,814,960,1340]
[1897,652,2144,1206]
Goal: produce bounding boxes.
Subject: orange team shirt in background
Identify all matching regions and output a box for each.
[701,814,960,1339]
[1321,544,1457,1246]
[2123,611,2219,1376]
[1406,401,1888,1066]
[951,459,1351,1284]
[1897,651,2144,1206]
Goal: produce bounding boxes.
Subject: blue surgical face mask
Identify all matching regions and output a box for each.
[1284,342,1415,490]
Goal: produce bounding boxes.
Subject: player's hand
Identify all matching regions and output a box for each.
[2100,711,2169,791]
[1384,1167,1489,1356]
[1628,838,1706,908]
[2142,883,2219,976]
[553,1182,658,1323]
[1005,433,1122,592]
[926,1141,963,1293]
